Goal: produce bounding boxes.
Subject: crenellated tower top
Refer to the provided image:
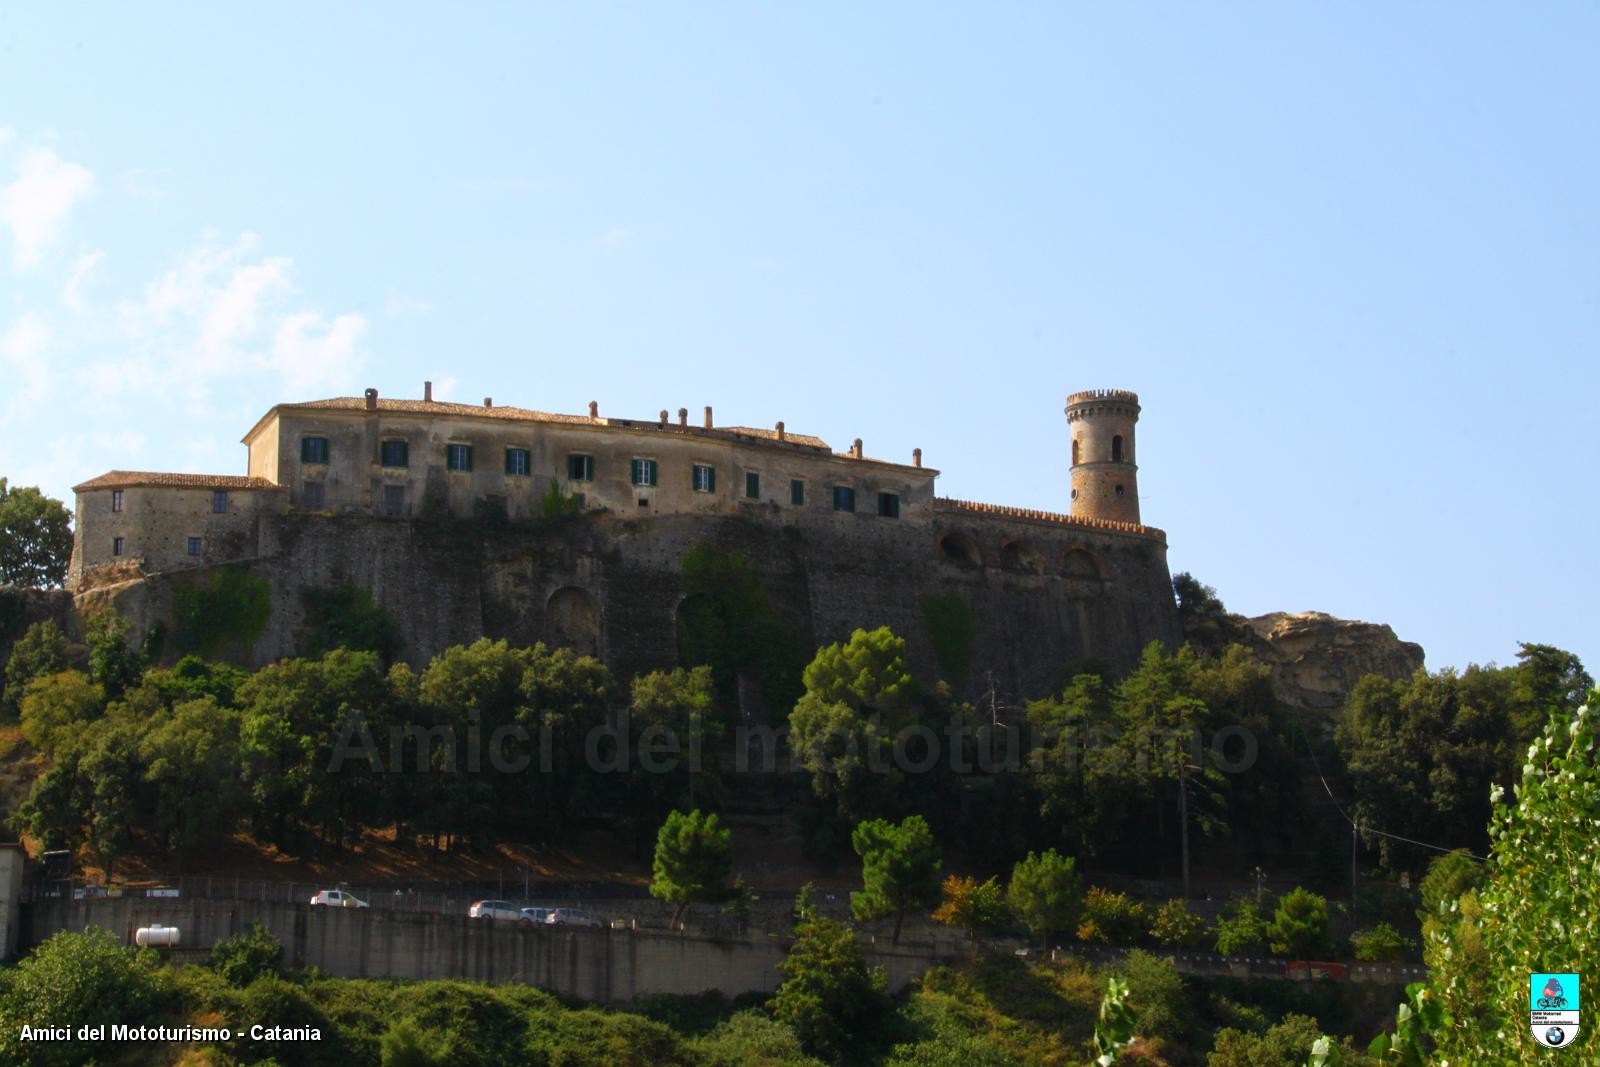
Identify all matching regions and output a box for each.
[1065,388,1141,524]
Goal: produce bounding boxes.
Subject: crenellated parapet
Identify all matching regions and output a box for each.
[934,496,1165,542]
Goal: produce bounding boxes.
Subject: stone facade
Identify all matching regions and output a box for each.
[68,386,1181,697]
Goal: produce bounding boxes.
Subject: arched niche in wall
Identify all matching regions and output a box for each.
[675,592,723,670]
[1000,540,1042,574]
[547,586,601,657]
[937,530,983,569]
[1061,548,1104,596]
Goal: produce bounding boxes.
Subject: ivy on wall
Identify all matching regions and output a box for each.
[171,566,272,660]
[920,593,977,685]
[299,584,401,663]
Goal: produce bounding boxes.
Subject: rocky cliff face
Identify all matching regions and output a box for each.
[1186,610,1425,710]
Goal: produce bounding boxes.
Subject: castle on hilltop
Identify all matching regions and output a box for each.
[68,386,1178,698]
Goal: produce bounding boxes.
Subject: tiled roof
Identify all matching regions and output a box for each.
[721,425,830,450]
[73,471,285,492]
[283,397,598,425]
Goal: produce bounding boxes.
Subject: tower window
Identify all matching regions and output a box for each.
[1112,435,1124,462]
[1115,484,1125,497]
[111,490,124,513]
[1071,489,1078,500]
[1072,439,1080,465]
[301,436,330,464]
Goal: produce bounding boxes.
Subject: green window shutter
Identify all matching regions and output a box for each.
[708,468,716,493]
[745,472,760,499]
[648,459,658,486]
[791,479,804,506]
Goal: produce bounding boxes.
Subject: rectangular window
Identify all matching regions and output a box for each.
[877,492,900,519]
[212,490,228,513]
[446,443,474,472]
[832,486,856,512]
[186,536,202,557]
[631,458,658,487]
[382,485,406,516]
[745,472,760,499]
[111,490,124,513]
[112,537,125,557]
[692,464,716,493]
[380,439,409,468]
[301,436,330,464]
[790,479,805,506]
[567,453,594,482]
[302,482,325,510]
[505,448,531,476]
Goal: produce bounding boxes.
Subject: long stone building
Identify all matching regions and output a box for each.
[68,386,1179,701]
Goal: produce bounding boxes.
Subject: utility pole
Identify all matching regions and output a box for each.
[1351,819,1359,914]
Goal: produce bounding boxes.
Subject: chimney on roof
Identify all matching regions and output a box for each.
[364,388,378,411]
[659,409,669,427]
[776,420,785,442]
[851,438,863,459]
[484,397,493,408]
[913,448,922,468]
[424,381,433,402]
[588,400,599,420]
[703,406,713,429]
[678,407,688,427]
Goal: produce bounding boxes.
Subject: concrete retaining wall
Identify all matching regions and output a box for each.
[24,898,957,1003]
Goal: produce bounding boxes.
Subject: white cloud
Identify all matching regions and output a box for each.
[1,147,95,270]
[60,249,106,313]
[0,312,55,415]
[596,226,631,248]
[385,290,432,317]
[271,310,367,391]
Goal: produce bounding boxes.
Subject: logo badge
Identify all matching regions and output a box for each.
[1530,972,1580,1048]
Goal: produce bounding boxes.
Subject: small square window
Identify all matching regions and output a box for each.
[877,492,900,519]
[302,482,325,510]
[381,439,409,468]
[790,479,805,506]
[567,454,594,482]
[383,485,406,516]
[832,486,856,513]
[745,472,760,499]
[111,490,124,513]
[112,536,125,557]
[212,490,228,513]
[446,443,474,472]
[186,537,202,557]
[505,448,531,476]
[692,464,716,493]
[631,458,658,487]
[301,437,330,464]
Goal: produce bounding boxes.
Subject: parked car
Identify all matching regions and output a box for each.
[545,907,603,928]
[520,906,552,924]
[469,900,522,921]
[309,889,368,908]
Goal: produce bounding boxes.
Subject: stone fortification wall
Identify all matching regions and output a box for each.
[89,505,1180,704]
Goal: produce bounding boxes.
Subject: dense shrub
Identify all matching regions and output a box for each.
[1149,898,1207,947]
[0,928,167,1067]
[209,921,284,986]
[1076,886,1147,944]
[1350,922,1415,962]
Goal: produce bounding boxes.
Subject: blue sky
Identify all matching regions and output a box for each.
[1,4,1595,675]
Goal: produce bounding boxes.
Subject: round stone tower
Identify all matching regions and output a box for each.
[1066,389,1141,524]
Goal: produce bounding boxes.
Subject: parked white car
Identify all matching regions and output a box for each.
[309,889,368,908]
[545,907,603,928]
[469,899,522,921]
[520,906,552,924]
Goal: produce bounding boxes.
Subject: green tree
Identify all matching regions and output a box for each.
[1213,898,1269,956]
[84,608,144,699]
[650,808,734,926]
[1396,689,1600,1064]
[789,626,918,822]
[1415,848,1484,927]
[677,542,806,713]
[1149,898,1206,948]
[0,478,73,588]
[1267,887,1327,958]
[771,911,889,1061]
[18,670,103,755]
[209,921,284,986]
[3,619,70,714]
[1171,571,1225,621]
[1350,922,1414,962]
[0,928,166,1067]
[1076,886,1147,945]
[1005,848,1083,949]
[850,814,942,945]
[629,666,722,836]
[139,696,247,863]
